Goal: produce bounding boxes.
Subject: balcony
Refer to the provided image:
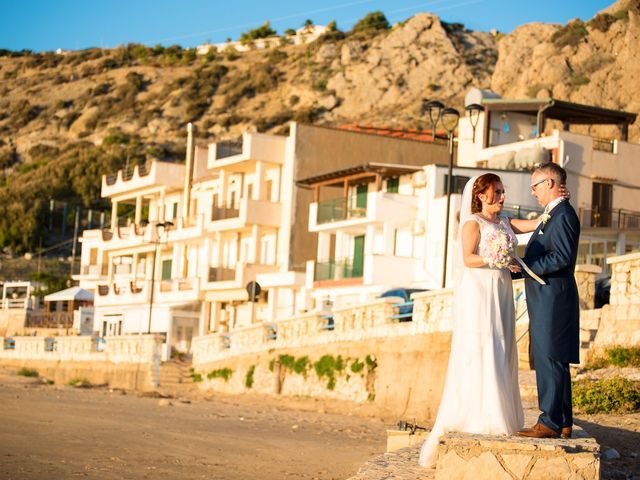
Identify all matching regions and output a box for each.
[317,197,366,224]
[79,264,108,277]
[208,267,236,282]
[157,277,200,302]
[211,205,240,221]
[25,311,73,329]
[579,207,640,230]
[204,262,276,291]
[501,204,543,220]
[208,198,281,231]
[309,192,418,233]
[207,132,286,170]
[314,259,363,282]
[102,160,184,197]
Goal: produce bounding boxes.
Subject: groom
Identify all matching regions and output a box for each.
[518,162,580,439]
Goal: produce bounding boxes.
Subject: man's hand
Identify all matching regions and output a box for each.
[508,262,522,273]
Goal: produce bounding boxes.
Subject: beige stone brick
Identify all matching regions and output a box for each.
[500,452,532,478]
[527,456,572,479]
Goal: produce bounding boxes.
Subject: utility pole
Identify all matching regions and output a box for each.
[70,206,81,277]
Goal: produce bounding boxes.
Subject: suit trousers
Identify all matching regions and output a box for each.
[532,343,572,432]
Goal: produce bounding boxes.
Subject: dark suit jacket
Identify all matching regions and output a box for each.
[523,200,581,364]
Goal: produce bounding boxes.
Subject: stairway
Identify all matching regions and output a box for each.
[155,359,196,392]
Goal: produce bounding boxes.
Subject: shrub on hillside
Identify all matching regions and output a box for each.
[573,377,640,414]
[17,367,38,377]
[221,63,280,109]
[551,20,588,48]
[351,11,390,38]
[585,346,640,370]
[240,21,277,45]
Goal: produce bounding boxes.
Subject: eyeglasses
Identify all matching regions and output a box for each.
[530,178,548,191]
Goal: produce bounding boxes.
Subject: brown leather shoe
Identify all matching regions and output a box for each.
[561,427,572,439]
[517,423,560,438]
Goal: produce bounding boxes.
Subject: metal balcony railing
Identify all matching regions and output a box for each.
[579,207,640,229]
[211,205,240,221]
[592,137,615,153]
[208,267,236,282]
[25,311,74,329]
[501,204,544,220]
[215,140,243,159]
[314,259,363,281]
[317,197,367,224]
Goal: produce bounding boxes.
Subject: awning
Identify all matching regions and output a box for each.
[44,287,94,302]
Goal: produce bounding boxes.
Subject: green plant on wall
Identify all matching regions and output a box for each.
[245,365,256,388]
[313,354,345,390]
[350,358,365,374]
[17,367,38,377]
[207,368,233,382]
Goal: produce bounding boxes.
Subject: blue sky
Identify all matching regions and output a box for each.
[0,0,616,52]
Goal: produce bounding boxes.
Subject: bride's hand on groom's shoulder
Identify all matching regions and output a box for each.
[559,184,571,200]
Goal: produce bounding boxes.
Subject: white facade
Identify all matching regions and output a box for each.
[74,129,305,360]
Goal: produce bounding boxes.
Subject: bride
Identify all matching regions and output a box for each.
[419,173,542,468]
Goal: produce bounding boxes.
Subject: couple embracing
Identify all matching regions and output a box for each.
[419,162,581,468]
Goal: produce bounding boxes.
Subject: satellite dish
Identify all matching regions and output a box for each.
[246,281,261,302]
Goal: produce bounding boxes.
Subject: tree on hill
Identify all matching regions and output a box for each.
[351,11,390,36]
[240,21,277,45]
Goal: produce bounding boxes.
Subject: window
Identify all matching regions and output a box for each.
[171,202,178,220]
[161,259,172,280]
[387,177,399,193]
[443,175,471,195]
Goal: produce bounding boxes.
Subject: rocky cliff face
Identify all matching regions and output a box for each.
[1,2,638,163]
[492,0,640,140]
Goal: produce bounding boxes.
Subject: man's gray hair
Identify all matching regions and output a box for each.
[533,162,567,185]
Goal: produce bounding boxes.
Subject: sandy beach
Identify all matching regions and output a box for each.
[0,367,387,480]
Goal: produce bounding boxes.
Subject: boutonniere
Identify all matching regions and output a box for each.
[539,213,551,225]
[538,212,551,234]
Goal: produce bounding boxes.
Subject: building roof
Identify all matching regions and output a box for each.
[481,98,637,125]
[44,287,94,302]
[297,162,422,186]
[338,123,450,142]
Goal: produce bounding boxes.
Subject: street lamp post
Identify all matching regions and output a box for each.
[147,221,173,335]
[423,100,460,288]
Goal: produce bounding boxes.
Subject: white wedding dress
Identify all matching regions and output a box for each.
[418,210,524,468]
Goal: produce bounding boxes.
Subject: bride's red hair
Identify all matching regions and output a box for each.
[471,173,502,213]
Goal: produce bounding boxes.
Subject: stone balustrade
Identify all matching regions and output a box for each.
[0,335,162,364]
[575,264,602,310]
[607,251,640,306]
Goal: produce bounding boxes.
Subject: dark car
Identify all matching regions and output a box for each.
[595,276,611,309]
[379,288,428,321]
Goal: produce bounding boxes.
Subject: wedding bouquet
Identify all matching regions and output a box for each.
[480,229,516,269]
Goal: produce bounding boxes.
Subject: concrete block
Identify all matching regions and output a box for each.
[387,429,429,452]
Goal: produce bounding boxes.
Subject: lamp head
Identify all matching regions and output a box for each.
[441,107,460,134]
[465,103,483,125]
[423,100,444,126]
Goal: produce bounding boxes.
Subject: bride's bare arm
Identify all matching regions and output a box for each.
[462,221,487,268]
[509,218,538,234]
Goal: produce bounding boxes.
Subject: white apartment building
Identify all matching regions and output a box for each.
[74,126,306,359]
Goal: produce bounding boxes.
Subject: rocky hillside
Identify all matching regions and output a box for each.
[0,2,638,253]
